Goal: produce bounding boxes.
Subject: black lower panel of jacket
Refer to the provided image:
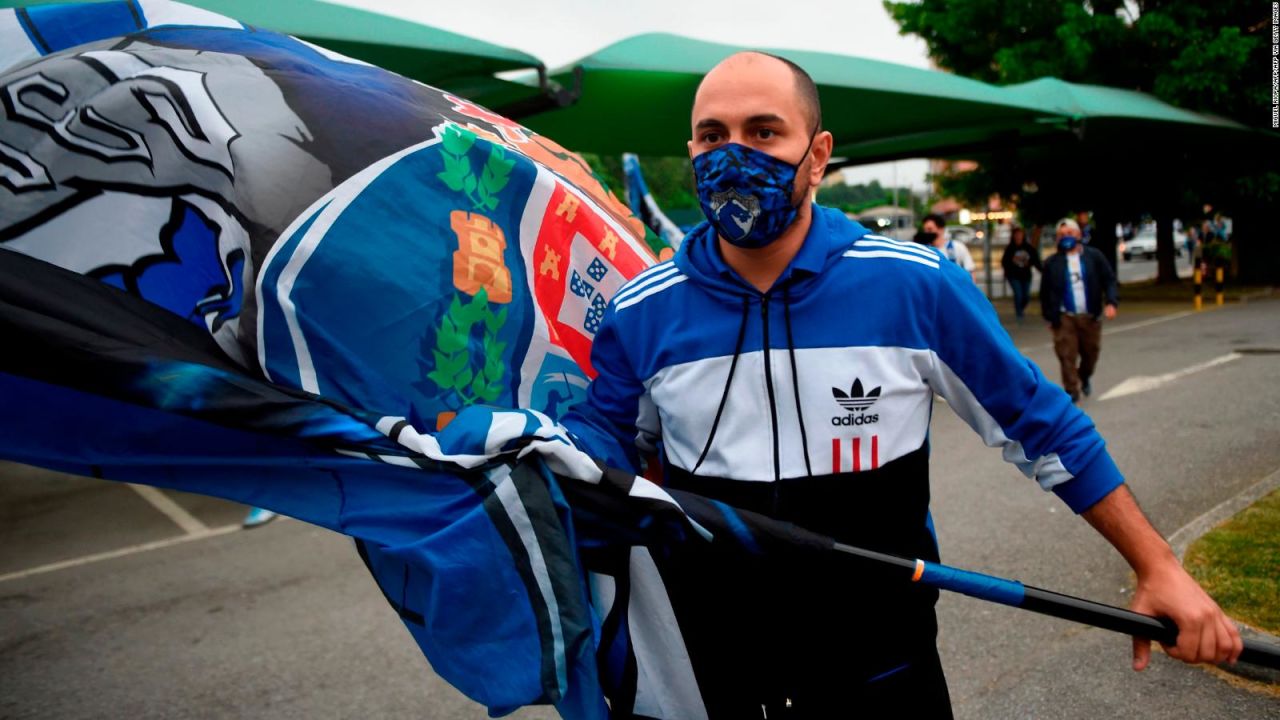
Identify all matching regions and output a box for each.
[660,444,946,718]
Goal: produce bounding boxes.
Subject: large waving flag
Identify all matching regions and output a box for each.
[0,5,693,718]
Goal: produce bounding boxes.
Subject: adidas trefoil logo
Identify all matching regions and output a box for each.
[832,378,881,411]
[830,379,881,426]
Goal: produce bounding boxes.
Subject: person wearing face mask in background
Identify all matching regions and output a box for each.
[560,53,1241,719]
[1001,225,1042,324]
[918,213,976,282]
[1040,218,1119,403]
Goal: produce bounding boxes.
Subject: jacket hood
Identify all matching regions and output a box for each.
[674,204,872,300]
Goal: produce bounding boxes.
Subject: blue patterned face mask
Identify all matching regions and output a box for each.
[692,135,815,249]
[1058,235,1079,252]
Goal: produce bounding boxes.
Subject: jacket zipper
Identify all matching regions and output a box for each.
[760,293,782,514]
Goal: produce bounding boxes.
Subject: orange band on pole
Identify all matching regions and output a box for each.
[912,559,925,582]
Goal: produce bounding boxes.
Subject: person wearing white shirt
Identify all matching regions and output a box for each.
[1039,218,1119,402]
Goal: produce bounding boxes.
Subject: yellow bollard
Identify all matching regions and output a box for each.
[1193,267,1202,311]
[1215,267,1224,306]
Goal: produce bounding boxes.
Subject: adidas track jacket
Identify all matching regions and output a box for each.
[559,204,1124,710]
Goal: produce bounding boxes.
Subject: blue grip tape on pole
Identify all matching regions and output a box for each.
[918,561,1026,606]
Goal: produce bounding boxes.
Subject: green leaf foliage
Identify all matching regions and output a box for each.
[441,123,477,156]
[885,0,1278,284]
[883,0,1268,129]
[438,123,511,212]
[423,289,512,409]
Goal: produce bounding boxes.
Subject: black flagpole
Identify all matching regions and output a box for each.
[830,541,1280,670]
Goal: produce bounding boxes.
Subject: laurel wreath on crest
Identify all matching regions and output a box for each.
[436,124,515,212]
[423,288,508,407]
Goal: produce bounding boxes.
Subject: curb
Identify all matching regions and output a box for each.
[1169,467,1280,685]
[1238,287,1275,304]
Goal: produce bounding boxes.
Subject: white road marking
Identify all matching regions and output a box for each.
[1017,310,1198,352]
[0,525,241,584]
[128,483,209,535]
[1104,310,1197,336]
[1098,353,1241,402]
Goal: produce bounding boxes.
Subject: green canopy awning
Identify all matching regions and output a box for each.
[1001,78,1242,128]
[517,32,1060,157]
[834,77,1264,167]
[183,0,543,104]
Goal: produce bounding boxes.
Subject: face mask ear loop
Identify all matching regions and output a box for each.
[794,122,822,172]
[790,122,822,207]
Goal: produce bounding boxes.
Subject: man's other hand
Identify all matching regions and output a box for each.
[1129,562,1243,670]
[1081,485,1243,671]
[1104,304,1117,320]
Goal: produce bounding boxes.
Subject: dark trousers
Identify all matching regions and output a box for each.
[755,645,954,719]
[1052,313,1101,398]
[1008,277,1031,318]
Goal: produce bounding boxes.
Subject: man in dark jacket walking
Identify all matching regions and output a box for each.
[1001,225,1042,323]
[1041,218,1118,401]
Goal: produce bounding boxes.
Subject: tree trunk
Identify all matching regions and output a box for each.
[1155,210,1179,284]
[1230,207,1279,285]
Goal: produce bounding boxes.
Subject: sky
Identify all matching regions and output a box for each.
[333,0,933,189]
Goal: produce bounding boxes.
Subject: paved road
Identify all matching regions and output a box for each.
[2,300,1278,719]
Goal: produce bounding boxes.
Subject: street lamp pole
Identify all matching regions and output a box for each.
[985,217,994,299]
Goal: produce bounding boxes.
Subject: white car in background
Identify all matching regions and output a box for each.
[1121,227,1184,261]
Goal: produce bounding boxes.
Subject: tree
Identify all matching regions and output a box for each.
[816,180,928,218]
[885,0,1278,283]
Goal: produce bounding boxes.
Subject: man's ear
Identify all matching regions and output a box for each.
[808,130,834,186]
[687,139,695,160]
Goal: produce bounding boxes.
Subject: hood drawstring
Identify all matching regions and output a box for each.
[692,287,813,484]
[692,296,750,475]
[782,286,814,478]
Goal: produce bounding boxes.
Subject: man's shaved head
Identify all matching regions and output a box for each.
[695,52,822,132]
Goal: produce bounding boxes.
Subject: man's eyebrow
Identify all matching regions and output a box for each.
[744,113,787,125]
[694,114,790,131]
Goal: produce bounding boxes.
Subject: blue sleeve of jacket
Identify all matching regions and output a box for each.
[558,304,646,475]
[926,260,1123,513]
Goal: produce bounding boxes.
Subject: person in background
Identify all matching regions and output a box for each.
[1075,210,1094,245]
[1183,223,1199,265]
[1040,218,1118,402]
[1001,225,1042,324]
[920,213,976,282]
